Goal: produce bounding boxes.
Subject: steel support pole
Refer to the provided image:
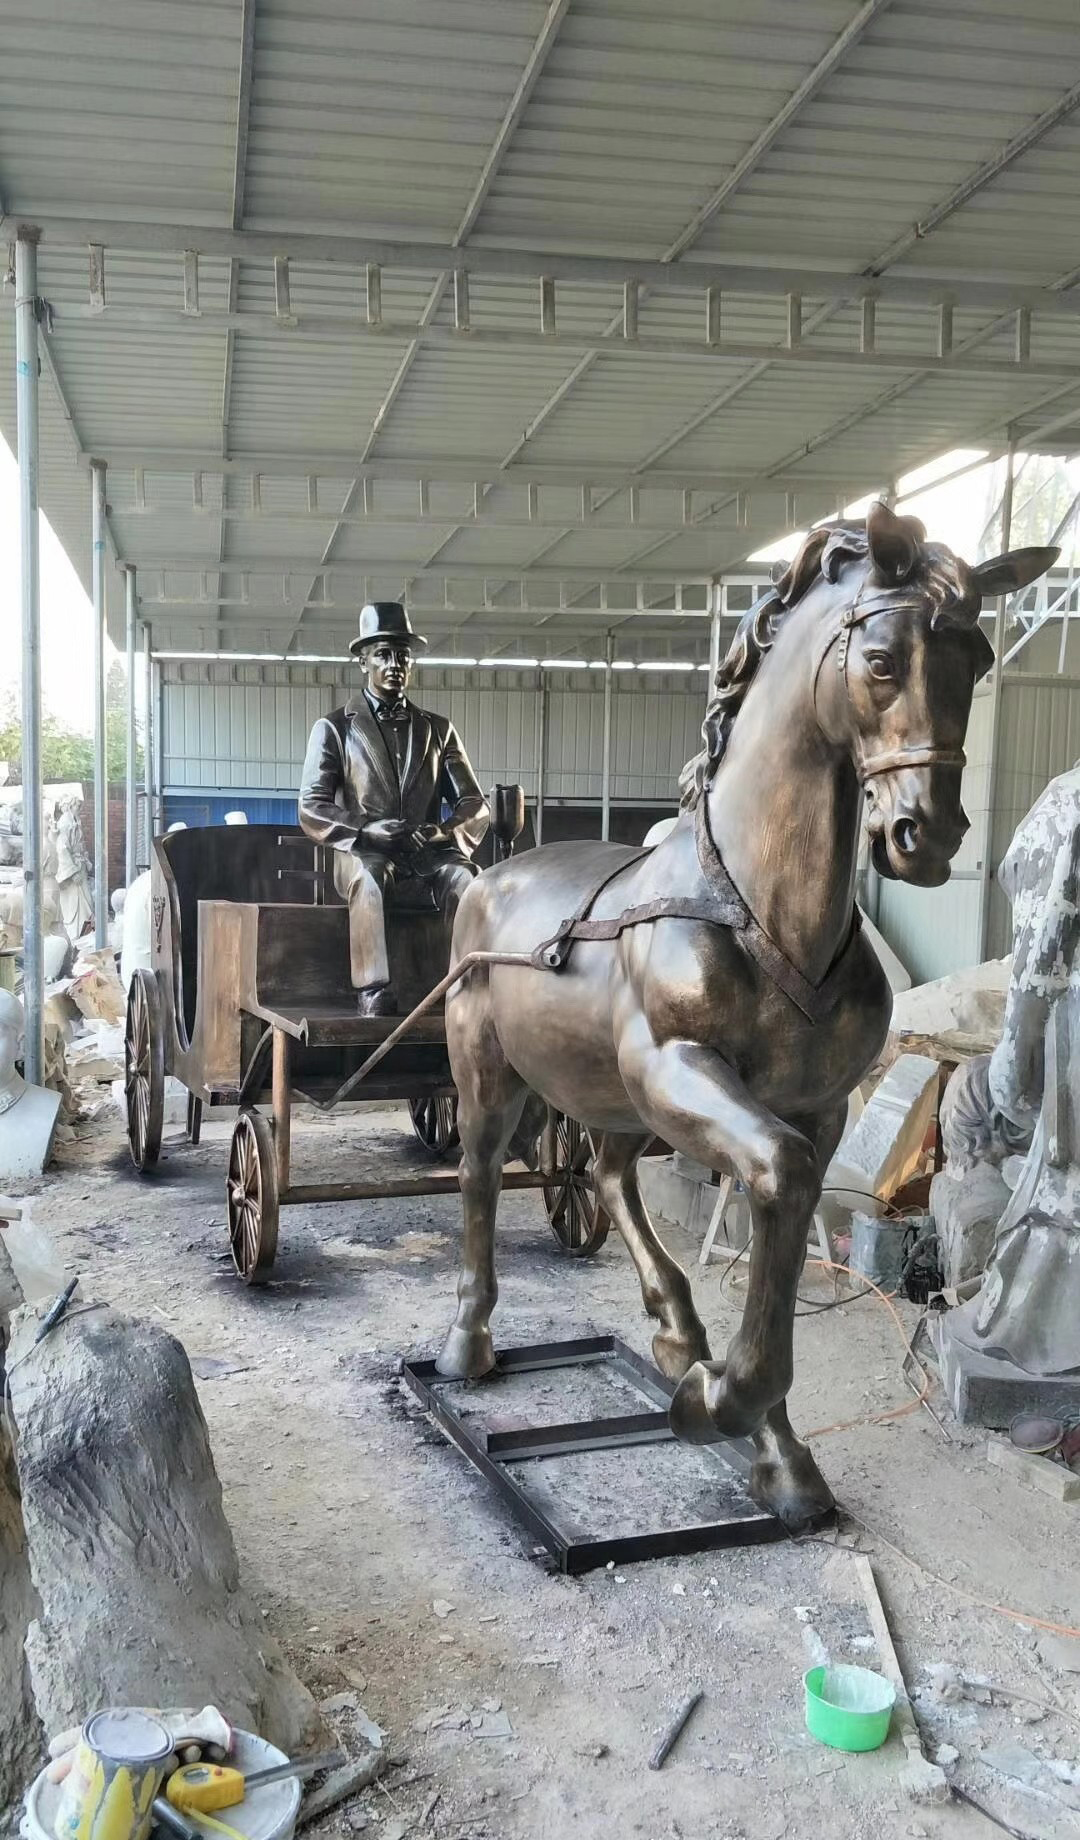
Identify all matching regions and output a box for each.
[707,580,722,694]
[91,460,108,946]
[534,676,547,846]
[978,443,1016,961]
[15,232,44,1086]
[600,633,613,840]
[143,624,154,865]
[124,567,137,884]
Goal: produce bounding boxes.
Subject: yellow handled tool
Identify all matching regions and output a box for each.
[167,1751,343,1816]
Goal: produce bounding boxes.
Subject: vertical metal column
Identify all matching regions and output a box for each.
[600,632,613,841]
[143,624,154,865]
[707,580,722,694]
[91,460,108,946]
[15,231,44,1086]
[534,675,548,846]
[124,567,137,884]
[978,442,1016,961]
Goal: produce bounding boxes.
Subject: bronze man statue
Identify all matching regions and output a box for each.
[298,602,488,1015]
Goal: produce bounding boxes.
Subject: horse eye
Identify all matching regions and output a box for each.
[866,652,895,681]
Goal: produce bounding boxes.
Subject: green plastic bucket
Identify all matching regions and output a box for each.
[804,1664,895,1752]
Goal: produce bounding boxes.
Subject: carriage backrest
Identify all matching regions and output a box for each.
[157,823,314,1039]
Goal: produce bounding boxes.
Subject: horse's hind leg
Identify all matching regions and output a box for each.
[593,1133,711,1380]
[437,997,527,1380]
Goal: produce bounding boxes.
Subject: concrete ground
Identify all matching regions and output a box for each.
[16,1105,1080,1840]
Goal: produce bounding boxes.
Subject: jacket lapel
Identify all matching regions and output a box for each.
[345,694,398,809]
[401,706,431,805]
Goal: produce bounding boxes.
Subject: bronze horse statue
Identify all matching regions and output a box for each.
[437,501,1057,1530]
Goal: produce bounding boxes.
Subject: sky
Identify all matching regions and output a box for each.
[0,437,1069,735]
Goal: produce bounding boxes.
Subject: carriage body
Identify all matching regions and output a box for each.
[123,819,607,1279]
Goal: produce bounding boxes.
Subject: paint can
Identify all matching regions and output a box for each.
[53,1710,173,1840]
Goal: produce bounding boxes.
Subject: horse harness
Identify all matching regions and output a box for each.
[530,797,861,1026]
[531,572,968,1024]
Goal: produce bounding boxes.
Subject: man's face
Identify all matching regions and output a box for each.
[361,638,413,701]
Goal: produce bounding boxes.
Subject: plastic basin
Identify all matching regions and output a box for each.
[804,1664,895,1752]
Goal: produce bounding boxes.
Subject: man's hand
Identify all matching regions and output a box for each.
[413,822,450,849]
[360,818,413,851]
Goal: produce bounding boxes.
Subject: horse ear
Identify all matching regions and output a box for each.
[775,527,829,605]
[974,546,1059,599]
[867,499,922,584]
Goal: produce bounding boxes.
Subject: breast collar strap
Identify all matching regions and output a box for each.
[812,578,966,785]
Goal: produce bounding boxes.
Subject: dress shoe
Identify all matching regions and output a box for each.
[357,984,398,1017]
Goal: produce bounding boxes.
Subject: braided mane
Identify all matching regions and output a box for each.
[679,512,986,809]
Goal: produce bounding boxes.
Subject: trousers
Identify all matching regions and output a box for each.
[333,847,478,990]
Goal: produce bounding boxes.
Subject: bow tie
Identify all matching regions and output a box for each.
[373,698,409,723]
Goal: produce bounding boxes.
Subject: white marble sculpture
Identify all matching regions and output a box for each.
[108,887,126,954]
[0,989,62,1179]
[944,764,1080,1379]
[53,794,94,943]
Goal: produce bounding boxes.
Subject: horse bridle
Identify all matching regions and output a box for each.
[810,576,967,786]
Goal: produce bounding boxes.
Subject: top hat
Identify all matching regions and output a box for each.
[349,601,428,656]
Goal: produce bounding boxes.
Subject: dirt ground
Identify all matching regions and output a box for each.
[14,1104,1080,1840]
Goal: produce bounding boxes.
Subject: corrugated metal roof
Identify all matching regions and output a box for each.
[3,0,1080,658]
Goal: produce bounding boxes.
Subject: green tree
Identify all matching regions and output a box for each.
[0,669,143,786]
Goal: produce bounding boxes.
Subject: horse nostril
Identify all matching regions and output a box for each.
[892,817,919,855]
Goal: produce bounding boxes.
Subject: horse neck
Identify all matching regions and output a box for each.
[706,600,861,983]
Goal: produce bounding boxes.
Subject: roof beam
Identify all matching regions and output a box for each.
[50,304,1080,380]
[10,213,1080,319]
[285,0,570,646]
[664,0,895,260]
[76,452,859,492]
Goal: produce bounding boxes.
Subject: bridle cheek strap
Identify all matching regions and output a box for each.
[811,584,967,786]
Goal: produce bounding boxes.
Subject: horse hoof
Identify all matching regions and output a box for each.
[668,1360,763,1444]
[436,1324,496,1380]
[750,1443,835,1533]
[652,1323,711,1382]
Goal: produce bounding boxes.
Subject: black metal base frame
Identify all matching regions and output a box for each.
[402,1335,785,1574]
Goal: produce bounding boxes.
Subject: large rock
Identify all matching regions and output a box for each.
[0,1242,44,1820]
[7,1304,326,1754]
[888,958,1011,1064]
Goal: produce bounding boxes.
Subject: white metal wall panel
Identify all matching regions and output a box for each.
[160,665,704,806]
[873,673,1080,978]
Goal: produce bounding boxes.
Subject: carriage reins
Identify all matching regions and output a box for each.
[531,573,967,1025]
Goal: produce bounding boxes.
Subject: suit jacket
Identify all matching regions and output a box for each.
[298,694,488,858]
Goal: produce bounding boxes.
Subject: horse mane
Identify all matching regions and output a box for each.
[679,511,988,808]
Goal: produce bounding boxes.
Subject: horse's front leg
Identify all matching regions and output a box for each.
[619,1028,836,1526]
[746,1102,847,1530]
[592,1131,711,1380]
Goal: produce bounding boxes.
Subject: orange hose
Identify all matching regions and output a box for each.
[799,1258,928,1438]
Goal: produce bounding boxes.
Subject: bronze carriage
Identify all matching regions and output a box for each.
[123,819,609,1281]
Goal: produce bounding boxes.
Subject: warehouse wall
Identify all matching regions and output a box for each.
[875,668,1080,982]
[160,663,707,810]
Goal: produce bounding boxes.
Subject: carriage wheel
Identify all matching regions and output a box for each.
[408,1094,460,1156]
[124,968,164,1173]
[226,1109,279,1284]
[543,1113,610,1258]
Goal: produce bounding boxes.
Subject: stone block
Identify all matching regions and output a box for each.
[826,1053,939,1204]
[986,1437,1080,1503]
[932,1312,1080,1428]
[7,1302,327,1755]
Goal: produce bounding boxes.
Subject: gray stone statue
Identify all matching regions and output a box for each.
[936,763,1080,1417]
[53,793,94,944]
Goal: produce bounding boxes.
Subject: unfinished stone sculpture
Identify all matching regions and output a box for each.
[53,794,93,944]
[0,1245,43,1820]
[937,765,1080,1411]
[0,991,62,1180]
[6,1302,327,1755]
[436,502,1057,1530]
[929,1056,1030,1288]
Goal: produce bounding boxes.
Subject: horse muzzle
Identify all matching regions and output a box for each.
[867,771,969,887]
